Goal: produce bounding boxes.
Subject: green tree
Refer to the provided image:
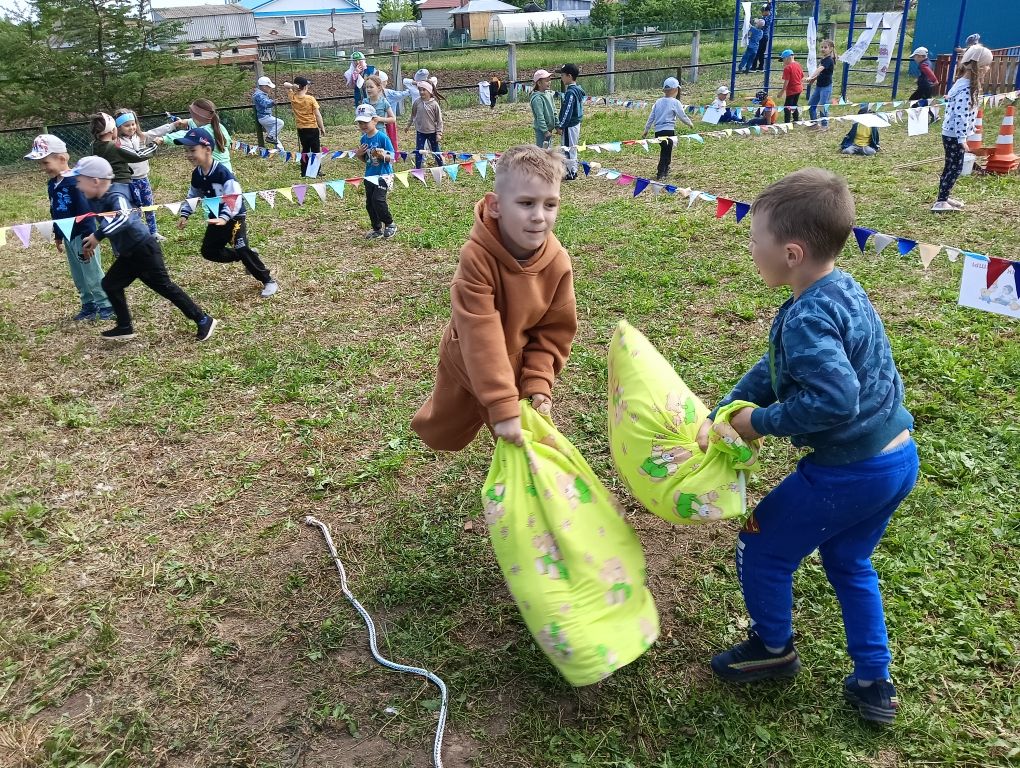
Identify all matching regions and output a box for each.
[590,0,621,30]
[378,0,416,24]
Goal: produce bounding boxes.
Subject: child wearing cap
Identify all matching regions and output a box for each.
[908,47,939,108]
[641,77,695,181]
[411,144,576,450]
[738,19,766,74]
[25,135,114,323]
[711,86,742,123]
[147,99,234,172]
[354,105,397,240]
[283,78,326,177]
[174,130,279,298]
[530,69,556,147]
[554,64,586,181]
[89,112,161,197]
[779,50,804,123]
[746,89,778,126]
[68,156,217,342]
[403,69,432,106]
[112,109,164,239]
[344,51,369,107]
[409,80,443,170]
[253,76,285,151]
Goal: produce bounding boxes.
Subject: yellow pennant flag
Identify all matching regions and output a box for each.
[141,205,160,212]
[918,243,942,270]
[276,187,295,203]
[395,171,410,188]
[0,227,6,248]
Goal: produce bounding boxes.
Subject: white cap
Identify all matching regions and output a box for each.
[355,103,377,122]
[910,47,928,58]
[257,76,275,88]
[377,70,388,83]
[61,155,115,180]
[414,68,430,82]
[663,76,679,89]
[25,133,67,159]
[716,85,730,96]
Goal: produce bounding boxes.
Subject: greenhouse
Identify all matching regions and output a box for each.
[379,21,432,50]
[487,11,566,43]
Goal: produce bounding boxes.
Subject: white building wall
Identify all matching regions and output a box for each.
[256,13,364,44]
[419,8,455,30]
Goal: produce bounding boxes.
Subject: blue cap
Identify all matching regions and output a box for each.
[781,49,795,58]
[173,128,212,147]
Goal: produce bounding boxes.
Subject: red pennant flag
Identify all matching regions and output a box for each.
[715,198,736,219]
[986,257,1012,288]
[346,178,363,187]
[460,161,475,174]
[223,194,240,209]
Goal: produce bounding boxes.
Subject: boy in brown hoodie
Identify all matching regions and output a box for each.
[412,144,577,450]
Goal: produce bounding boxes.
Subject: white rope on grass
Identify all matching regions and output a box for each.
[303,515,449,768]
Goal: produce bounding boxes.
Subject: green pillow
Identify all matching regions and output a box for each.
[483,400,659,686]
[608,320,759,524]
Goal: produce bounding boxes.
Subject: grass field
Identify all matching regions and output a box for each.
[1,88,1018,768]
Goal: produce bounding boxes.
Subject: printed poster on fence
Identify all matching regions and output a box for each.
[958,254,1020,319]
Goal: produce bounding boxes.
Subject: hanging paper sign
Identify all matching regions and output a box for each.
[907,107,930,136]
[840,12,883,67]
[740,1,752,46]
[305,152,322,179]
[806,16,818,77]
[875,13,903,83]
[702,107,724,125]
[958,255,1020,319]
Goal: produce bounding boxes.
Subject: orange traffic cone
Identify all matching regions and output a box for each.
[966,108,983,152]
[985,106,1019,174]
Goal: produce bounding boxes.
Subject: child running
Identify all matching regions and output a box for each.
[113,109,164,239]
[148,99,235,172]
[174,129,279,298]
[700,167,917,726]
[411,145,577,450]
[410,80,443,170]
[354,104,397,240]
[364,74,398,155]
[89,112,160,196]
[26,134,114,322]
[641,76,695,181]
[68,156,217,342]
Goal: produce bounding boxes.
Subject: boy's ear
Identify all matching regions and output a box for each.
[785,241,806,267]
[485,191,500,219]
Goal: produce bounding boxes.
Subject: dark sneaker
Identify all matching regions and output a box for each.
[74,305,98,322]
[101,326,136,342]
[196,315,218,342]
[711,632,801,682]
[844,677,899,724]
[364,229,384,240]
[383,224,397,239]
[564,173,577,182]
[97,307,115,321]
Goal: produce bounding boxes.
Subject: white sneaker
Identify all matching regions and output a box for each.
[947,197,965,209]
[154,233,167,242]
[931,201,957,212]
[261,280,279,298]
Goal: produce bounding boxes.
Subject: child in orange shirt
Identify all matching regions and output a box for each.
[412,145,577,450]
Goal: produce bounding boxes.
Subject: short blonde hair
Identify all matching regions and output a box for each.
[751,167,855,261]
[495,144,564,190]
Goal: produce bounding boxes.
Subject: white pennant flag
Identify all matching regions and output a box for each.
[186,197,201,213]
[873,233,897,255]
[311,183,327,202]
[945,247,961,262]
[687,189,701,208]
[34,220,53,238]
[165,202,182,216]
[430,167,444,184]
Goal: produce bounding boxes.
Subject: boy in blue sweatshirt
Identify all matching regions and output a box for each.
[69,156,217,343]
[353,104,397,239]
[554,63,586,181]
[26,134,114,322]
[641,77,695,181]
[175,130,279,298]
[700,168,917,726]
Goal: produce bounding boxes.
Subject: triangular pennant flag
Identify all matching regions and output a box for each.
[462,161,475,175]
[853,227,875,253]
[202,197,222,216]
[444,164,460,181]
[165,202,182,216]
[242,192,257,211]
[606,171,621,180]
[715,198,736,219]
[606,142,623,152]
[276,187,294,203]
[258,190,277,208]
[576,144,586,152]
[34,220,53,238]
[12,224,31,247]
[1014,262,1020,299]
[873,233,896,255]
[944,247,961,262]
[734,202,751,222]
[326,180,346,199]
[477,160,488,179]
[986,257,1012,288]
[430,167,445,184]
[222,194,239,211]
[347,178,363,188]
[394,171,409,188]
[689,134,704,143]
[0,228,6,248]
[410,168,427,185]
[896,238,917,257]
[633,178,650,197]
[580,161,591,176]
[141,205,159,213]
[186,197,201,213]
[640,139,649,152]
[688,189,701,208]
[293,184,308,205]
[54,217,75,241]
[918,243,941,269]
[617,174,635,186]
[590,144,602,153]
[364,175,381,186]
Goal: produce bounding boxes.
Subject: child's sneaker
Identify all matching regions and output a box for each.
[101,326,136,342]
[365,229,384,240]
[74,304,98,322]
[196,315,218,342]
[154,233,167,242]
[260,280,279,298]
[383,224,398,239]
[97,307,116,321]
[843,676,899,725]
[711,632,801,682]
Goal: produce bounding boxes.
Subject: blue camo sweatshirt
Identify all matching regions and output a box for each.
[711,269,913,465]
[48,175,96,243]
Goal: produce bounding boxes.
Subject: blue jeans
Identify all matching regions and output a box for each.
[809,84,833,125]
[65,235,112,311]
[739,46,759,71]
[414,132,441,169]
[735,438,918,681]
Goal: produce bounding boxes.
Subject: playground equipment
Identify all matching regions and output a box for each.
[730,0,820,97]
[839,0,912,100]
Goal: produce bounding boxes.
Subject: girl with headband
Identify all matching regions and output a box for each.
[113,109,164,240]
[147,99,234,172]
[89,112,161,199]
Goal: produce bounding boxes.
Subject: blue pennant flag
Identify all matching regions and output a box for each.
[400,151,408,160]
[261,149,269,158]
[202,197,222,216]
[734,202,751,222]
[633,178,650,197]
[580,161,591,177]
[897,238,917,256]
[853,226,875,253]
[664,185,678,194]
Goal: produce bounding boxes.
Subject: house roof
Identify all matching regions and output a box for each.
[450,0,517,13]
[154,4,254,19]
[418,0,463,9]
[239,0,363,11]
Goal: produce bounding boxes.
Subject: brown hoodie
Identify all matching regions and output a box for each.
[441,197,577,424]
